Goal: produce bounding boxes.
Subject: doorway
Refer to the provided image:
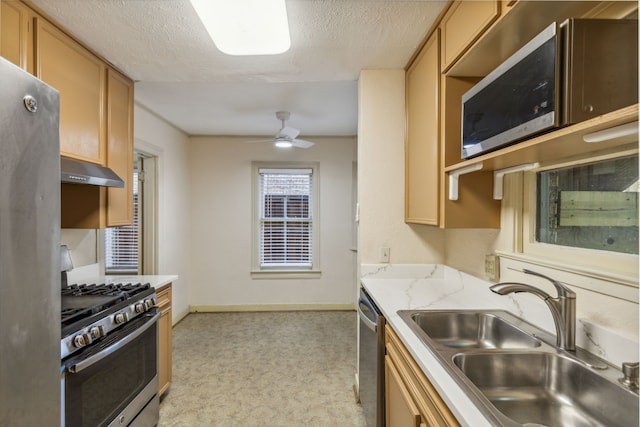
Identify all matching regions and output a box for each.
[103,152,158,274]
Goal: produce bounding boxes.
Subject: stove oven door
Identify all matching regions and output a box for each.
[62,310,160,427]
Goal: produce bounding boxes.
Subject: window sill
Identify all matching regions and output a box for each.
[496,251,638,303]
[250,270,322,280]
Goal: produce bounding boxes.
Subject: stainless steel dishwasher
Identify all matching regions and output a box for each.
[358,286,385,427]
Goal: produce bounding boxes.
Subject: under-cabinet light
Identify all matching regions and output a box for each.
[190,0,291,56]
[582,121,638,143]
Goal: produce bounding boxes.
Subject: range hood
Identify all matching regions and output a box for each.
[60,157,124,188]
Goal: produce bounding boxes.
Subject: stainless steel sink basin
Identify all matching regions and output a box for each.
[453,352,639,427]
[397,309,639,427]
[407,311,541,349]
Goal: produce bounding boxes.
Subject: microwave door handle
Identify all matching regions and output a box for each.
[68,312,160,374]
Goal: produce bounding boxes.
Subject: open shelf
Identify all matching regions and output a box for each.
[445,104,639,174]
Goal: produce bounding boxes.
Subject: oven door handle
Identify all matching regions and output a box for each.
[68,312,160,374]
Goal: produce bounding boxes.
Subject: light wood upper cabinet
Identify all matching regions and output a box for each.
[28,11,134,229]
[440,0,500,72]
[106,68,134,227]
[406,0,637,229]
[35,17,106,165]
[405,30,440,225]
[1,0,33,73]
[61,69,134,229]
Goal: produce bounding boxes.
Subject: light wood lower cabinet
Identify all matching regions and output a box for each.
[385,325,459,427]
[157,284,172,397]
[386,355,424,427]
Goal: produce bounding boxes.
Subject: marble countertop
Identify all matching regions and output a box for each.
[360,264,637,427]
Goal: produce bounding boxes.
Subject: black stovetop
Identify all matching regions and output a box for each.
[61,282,153,337]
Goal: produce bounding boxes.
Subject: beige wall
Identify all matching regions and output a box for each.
[188,135,357,308]
[134,104,191,323]
[357,69,445,265]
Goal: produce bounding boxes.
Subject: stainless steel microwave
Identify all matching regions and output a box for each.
[461,18,638,159]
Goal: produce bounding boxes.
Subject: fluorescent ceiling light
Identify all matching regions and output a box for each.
[190,0,291,56]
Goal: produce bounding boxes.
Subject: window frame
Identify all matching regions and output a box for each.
[251,162,321,278]
[496,149,638,302]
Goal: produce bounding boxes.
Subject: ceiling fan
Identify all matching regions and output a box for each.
[252,111,315,149]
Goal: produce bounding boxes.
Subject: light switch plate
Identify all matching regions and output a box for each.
[380,247,390,263]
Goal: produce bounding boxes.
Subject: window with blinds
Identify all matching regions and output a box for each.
[258,168,313,268]
[105,171,139,273]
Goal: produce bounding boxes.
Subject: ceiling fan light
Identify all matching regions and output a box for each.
[190,0,291,56]
[275,140,293,148]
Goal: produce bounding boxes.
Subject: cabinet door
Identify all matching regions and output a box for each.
[386,325,460,427]
[157,286,172,396]
[35,18,106,164]
[106,68,134,226]
[405,31,440,225]
[440,0,499,72]
[1,0,33,72]
[386,355,422,427]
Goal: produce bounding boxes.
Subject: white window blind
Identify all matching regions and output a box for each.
[259,168,313,268]
[105,171,139,273]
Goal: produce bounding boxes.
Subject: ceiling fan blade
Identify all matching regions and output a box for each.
[292,138,315,149]
[278,126,300,139]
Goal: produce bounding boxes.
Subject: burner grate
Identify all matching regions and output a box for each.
[62,282,151,298]
[61,282,152,335]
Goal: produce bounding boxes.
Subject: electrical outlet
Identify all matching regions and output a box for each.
[380,247,390,263]
[484,254,500,282]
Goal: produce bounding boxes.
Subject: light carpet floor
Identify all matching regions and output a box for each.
[158,311,367,427]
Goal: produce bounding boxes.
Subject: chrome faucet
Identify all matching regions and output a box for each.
[490,269,576,351]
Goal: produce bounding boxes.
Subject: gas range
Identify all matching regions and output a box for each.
[61,282,157,360]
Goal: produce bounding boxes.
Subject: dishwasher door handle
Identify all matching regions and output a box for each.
[358,297,378,332]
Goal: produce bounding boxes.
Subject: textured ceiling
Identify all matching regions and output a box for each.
[30,0,447,136]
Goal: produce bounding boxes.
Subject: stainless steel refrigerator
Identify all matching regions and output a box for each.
[0,56,61,424]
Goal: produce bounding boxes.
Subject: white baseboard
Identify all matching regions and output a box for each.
[189,303,355,313]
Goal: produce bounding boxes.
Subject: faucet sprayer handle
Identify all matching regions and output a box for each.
[620,362,639,390]
[522,269,575,298]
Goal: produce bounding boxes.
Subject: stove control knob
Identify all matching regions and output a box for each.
[134,303,146,314]
[73,333,92,348]
[114,312,129,325]
[89,326,104,339]
[144,298,157,310]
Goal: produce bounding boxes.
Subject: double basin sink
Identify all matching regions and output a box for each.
[398,310,639,427]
